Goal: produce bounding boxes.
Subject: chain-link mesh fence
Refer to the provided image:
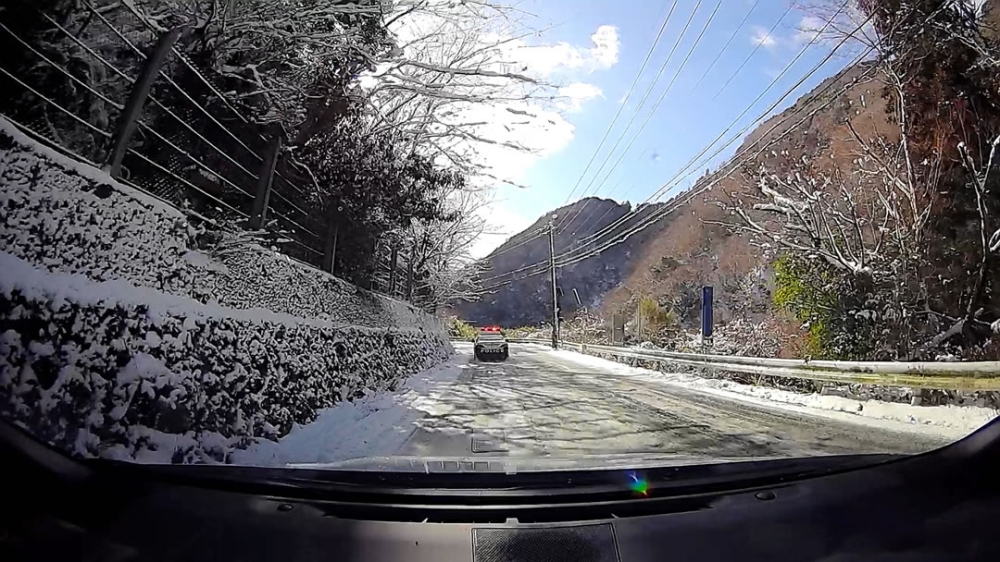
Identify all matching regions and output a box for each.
[0,3,138,166]
[0,1,336,270]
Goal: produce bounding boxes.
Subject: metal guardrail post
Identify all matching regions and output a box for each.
[103,27,182,178]
[249,136,280,230]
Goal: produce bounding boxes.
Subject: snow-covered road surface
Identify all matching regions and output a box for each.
[234,343,986,467]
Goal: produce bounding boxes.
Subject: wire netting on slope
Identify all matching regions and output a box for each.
[0,5,136,165]
[0,1,384,292]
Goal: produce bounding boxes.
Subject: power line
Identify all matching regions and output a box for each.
[482,54,868,288]
[564,174,639,240]
[710,2,797,102]
[570,1,941,251]
[478,261,551,291]
[484,227,548,260]
[559,51,873,270]
[475,0,936,289]
[573,178,641,236]
[555,1,680,208]
[686,0,761,95]
[560,0,722,235]
[555,22,873,267]
[573,0,755,237]
[487,2,868,281]
[563,0,853,256]
[477,257,551,285]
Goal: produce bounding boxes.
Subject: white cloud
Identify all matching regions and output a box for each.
[437,99,577,186]
[589,25,620,68]
[794,15,826,44]
[557,82,604,112]
[510,25,621,75]
[750,25,777,49]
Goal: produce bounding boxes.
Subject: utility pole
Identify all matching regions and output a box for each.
[548,216,559,349]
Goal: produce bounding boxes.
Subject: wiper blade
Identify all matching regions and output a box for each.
[91,453,906,500]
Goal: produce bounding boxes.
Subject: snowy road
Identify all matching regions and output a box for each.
[394,343,951,460]
[237,342,963,467]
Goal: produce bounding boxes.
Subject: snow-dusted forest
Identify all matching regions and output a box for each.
[0,0,579,310]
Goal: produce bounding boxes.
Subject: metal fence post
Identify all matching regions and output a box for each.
[249,136,280,230]
[103,27,182,177]
[406,247,415,300]
[322,209,340,275]
[368,238,379,291]
[388,246,399,295]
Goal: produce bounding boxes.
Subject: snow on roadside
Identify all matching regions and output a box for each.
[232,347,471,467]
[542,346,998,441]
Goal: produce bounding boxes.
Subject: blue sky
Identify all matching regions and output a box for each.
[470,0,857,256]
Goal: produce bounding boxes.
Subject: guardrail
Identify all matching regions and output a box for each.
[505,338,1000,391]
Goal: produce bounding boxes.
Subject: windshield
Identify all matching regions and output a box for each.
[1,0,998,474]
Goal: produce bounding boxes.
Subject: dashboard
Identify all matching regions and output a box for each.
[3,417,1000,562]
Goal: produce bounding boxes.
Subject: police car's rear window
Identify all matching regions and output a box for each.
[477,333,504,341]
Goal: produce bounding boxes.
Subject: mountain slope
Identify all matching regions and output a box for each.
[601,61,889,326]
[455,60,889,332]
[453,197,673,326]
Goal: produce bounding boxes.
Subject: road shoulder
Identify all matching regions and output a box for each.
[539,345,994,442]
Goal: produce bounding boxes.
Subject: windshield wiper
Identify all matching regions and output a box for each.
[92,453,905,501]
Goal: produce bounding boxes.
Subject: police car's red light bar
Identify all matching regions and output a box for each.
[481,326,501,332]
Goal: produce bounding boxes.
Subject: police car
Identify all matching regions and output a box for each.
[474,326,509,361]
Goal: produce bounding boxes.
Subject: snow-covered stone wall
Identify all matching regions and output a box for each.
[0,118,451,462]
[0,253,448,462]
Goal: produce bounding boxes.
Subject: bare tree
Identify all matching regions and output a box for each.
[119,0,390,133]
[798,0,998,64]
[400,186,496,309]
[793,0,883,55]
[360,0,565,188]
[721,0,1000,357]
